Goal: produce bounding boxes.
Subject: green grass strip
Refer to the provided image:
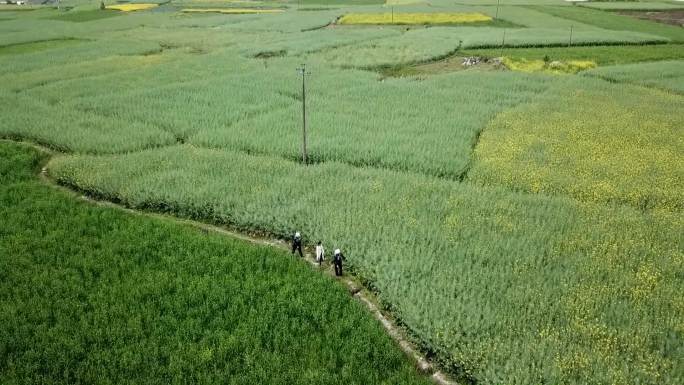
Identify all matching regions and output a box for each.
[46,9,122,23]
[0,38,83,56]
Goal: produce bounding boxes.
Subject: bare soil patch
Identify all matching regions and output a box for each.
[617,10,684,27]
[380,56,503,78]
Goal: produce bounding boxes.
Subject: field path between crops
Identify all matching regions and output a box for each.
[3,138,459,385]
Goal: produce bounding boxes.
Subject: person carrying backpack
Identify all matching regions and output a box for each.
[333,249,345,276]
[315,241,325,267]
[292,231,303,258]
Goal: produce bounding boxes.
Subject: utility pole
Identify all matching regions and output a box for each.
[296,64,308,165]
[500,28,506,58]
[569,25,574,47]
[391,6,394,24]
[495,0,500,20]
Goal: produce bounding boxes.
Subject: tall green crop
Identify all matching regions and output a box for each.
[0,141,431,385]
[50,144,684,385]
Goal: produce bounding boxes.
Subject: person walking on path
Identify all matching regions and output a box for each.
[333,249,345,277]
[315,241,325,267]
[292,231,303,258]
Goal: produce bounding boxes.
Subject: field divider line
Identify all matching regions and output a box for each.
[2,138,459,385]
[583,72,684,96]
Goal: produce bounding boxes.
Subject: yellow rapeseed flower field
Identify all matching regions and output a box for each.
[338,12,492,25]
[469,77,683,212]
[181,8,283,14]
[503,57,597,74]
[105,3,159,12]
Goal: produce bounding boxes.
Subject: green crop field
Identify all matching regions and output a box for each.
[1,0,683,385]
[0,141,430,385]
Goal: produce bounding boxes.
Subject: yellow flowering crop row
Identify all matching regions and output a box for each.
[181,8,283,14]
[503,57,597,74]
[105,3,159,12]
[338,12,492,25]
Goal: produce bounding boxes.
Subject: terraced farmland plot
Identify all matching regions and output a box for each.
[337,12,493,25]
[189,66,554,177]
[0,89,176,153]
[2,42,553,176]
[235,28,401,57]
[0,38,163,74]
[315,26,667,68]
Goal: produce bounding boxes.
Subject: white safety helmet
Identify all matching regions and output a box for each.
[295,232,301,238]
[334,249,341,255]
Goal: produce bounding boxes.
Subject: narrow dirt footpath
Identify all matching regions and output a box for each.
[2,139,458,385]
